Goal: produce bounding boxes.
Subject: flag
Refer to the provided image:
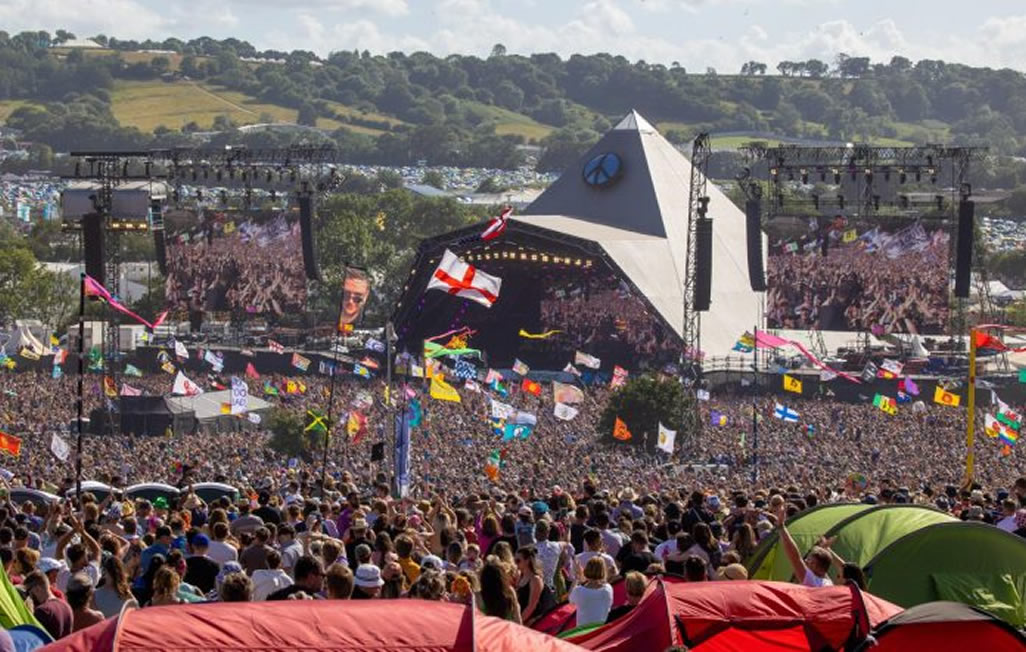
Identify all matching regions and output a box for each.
[318,361,337,377]
[83,275,167,329]
[896,391,911,404]
[503,423,533,441]
[511,411,537,426]
[861,362,879,383]
[124,364,143,377]
[347,411,368,443]
[286,380,299,394]
[999,428,1019,446]
[491,399,516,420]
[464,379,480,392]
[50,432,70,462]
[489,377,507,396]
[490,417,506,436]
[161,361,176,375]
[263,381,279,396]
[18,348,39,361]
[220,403,231,415]
[873,394,897,415]
[732,331,755,353]
[268,340,285,354]
[0,431,21,458]
[51,364,62,380]
[353,363,371,379]
[174,339,189,359]
[120,384,142,397]
[395,408,412,496]
[485,450,501,482]
[230,376,248,415]
[452,358,477,380]
[611,365,629,388]
[429,375,461,402]
[710,410,728,427]
[512,359,529,376]
[899,377,920,396]
[521,378,542,396]
[656,423,676,454]
[554,403,578,421]
[426,249,502,308]
[172,371,202,396]
[575,351,601,369]
[518,328,562,339]
[696,389,710,402]
[880,359,904,378]
[773,403,800,422]
[485,369,503,384]
[613,417,632,441]
[408,399,422,428]
[305,410,328,434]
[103,376,118,398]
[553,382,584,404]
[783,375,803,394]
[291,353,311,372]
[985,414,1011,439]
[995,397,1021,431]
[204,350,224,372]
[563,363,582,377]
[933,385,961,407]
[54,349,68,365]
[481,206,512,240]
[341,323,355,334]
[365,337,386,353]
[245,363,260,379]
[1020,369,1026,383]
[842,229,857,243]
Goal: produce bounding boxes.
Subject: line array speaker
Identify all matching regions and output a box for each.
[745,199,766,291]
[298,194,322,281]
[694,217,713,311]
[151,199,167,276]
[954,199,974,298]
[82,213,105,286]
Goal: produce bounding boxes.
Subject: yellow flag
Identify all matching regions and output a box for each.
[933,385,961,407]
[223,221,236,234]
[842,229,857,243]
[220,403,231,414]
[429,375,461,403]
[297,381,307,394]
[383,385,391,407]
[518,329,563,339]
[286,380,298,394]
[783,374,803,394]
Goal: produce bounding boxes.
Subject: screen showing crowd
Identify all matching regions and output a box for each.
[164,208,308,318]
[765,217,951,334]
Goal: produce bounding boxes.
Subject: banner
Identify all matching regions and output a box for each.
[50,433,70,462]
[611,365,629,388]
[554,403,578,421]
[490,399,516,420]
[394,406,412,497]
[230,376,248,415]
[575,351,601,369]
[291,353,311,372]
[553,382,584,404]
[657,423,676,454]
[338,266,372,332]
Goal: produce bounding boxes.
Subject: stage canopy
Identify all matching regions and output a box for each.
[393,110,761,369]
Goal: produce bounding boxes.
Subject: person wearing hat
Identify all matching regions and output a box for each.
[344,518,373,564]
[352,563,383,599]
[184,534,220,594]
[612,488,643,522]
[514,506,536,549]
[36,558,67,600]
[715,563,749,581]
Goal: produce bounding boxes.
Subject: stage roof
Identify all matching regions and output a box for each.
[166,390,271,422]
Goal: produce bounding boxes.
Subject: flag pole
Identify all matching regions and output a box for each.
[75,273,86,503]
[751,324,759,484]
[321,265,349,499]
[965,327,977,485]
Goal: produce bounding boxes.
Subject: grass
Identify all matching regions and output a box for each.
[463,101,555,142]
[0,99,41,122]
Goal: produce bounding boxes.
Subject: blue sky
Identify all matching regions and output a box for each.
[2,0,1024,71]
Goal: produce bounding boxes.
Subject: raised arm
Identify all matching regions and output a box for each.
[775,505,810,583]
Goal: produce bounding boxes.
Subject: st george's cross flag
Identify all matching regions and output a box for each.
[481,206,513,241]
[426,249,502,308]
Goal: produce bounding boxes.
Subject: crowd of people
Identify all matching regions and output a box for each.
[766,228,950,334]
[0,360,1024,642]
[164,212,308,318]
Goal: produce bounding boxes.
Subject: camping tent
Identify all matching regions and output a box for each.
[747,503,872,581]
[864,522,1026,627]
[564,579,901,652]
[748,504,954,582]
[40,599,587,652]
[855,601,1026,651]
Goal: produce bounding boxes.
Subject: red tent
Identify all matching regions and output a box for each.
[566,579,902,652]
[40,600,588,652]
[857,601,1026,651]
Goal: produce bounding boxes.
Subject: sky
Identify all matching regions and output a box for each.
[1,0,1025,72]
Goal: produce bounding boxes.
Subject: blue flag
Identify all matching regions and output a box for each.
[490,417,505,436]
[453,358,477,380]
[353,363,371,379]
[52,365,62,379]
[503,423,533,440]
[409,399,422,428]
[394,407,412,497]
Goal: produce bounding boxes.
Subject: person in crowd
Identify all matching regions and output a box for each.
[479,559,521,623]
[184,533,219,594]
[65,573,105,632]
[606,571,647,623]
[515,546,555,625]
[352,564,384,600]
[23,570,72,640]
[776,506,833,587]
[251,549,292,601]
[569,557,613,627]
[267,555,323,600]
[219,572,253,602]
[148,566,183,606]
[324,563,354,599]
[94,555,135,618]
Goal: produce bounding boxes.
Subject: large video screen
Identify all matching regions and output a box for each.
[396,248,680,370]
[164,208,307,318]
[765,217,951,334]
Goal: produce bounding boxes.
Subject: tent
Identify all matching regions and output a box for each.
[40,599,587,652]
[165,390,271,433]
[748,503,872,581]
[748,505,954,582]
[864,522,1026,627]
[855,601,1026,651]
[564,579,901,652]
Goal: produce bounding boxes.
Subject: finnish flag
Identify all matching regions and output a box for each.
[774,402,800,422]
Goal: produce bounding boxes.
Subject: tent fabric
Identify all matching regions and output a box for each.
[864,522,1026,627]
[567,579,901,652]
[857,601,1026,652]
[822,505,956,570]
[748,503,872,581]
[40,600,588,652]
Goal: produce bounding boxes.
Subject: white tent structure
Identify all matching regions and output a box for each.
[515,110,761,357]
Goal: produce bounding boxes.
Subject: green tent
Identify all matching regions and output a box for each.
[747,503,872,581]
[865,522,1026,627]
[821,505,956,570]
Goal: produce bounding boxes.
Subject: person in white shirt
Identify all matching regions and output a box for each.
[574,529,617,581]
[569,557,613,627]
[775,504,833,588]
[277,525,303,577]
[206,522,238,565]
[996,500,1019,532]
[251,549,293,600]
[55,517,101,592]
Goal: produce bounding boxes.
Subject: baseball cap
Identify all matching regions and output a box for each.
[37,558,65,574]
[191,533,210,548]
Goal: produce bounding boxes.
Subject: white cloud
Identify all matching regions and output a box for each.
[0,0,168,40]
[326,0,409,16]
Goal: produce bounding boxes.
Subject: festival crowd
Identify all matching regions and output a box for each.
[0,366,1024,641]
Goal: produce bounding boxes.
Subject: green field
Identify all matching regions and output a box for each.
[0,99,41,122]
[463,101,555,142]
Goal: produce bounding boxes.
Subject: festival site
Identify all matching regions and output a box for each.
[0,3,1025,651]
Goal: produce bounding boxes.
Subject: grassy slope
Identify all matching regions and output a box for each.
[463,101,555,142]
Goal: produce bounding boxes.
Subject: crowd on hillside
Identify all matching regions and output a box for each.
[0,366,1024,641]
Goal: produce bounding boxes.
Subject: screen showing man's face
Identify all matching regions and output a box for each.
[339,275,370,327]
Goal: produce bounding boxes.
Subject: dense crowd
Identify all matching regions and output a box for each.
[766,231,950,334]
[164,214,307,318]
[0,365,1024,642]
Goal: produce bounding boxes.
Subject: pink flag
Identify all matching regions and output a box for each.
[754,330,860,383]
[120,384,142,396]
[84,275,167,330]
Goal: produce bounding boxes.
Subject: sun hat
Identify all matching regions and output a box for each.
[618,488,638,502]
[37,558,65,574]
[715,563,749,580]
[354,564,384,588]
[419,555,444,571]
